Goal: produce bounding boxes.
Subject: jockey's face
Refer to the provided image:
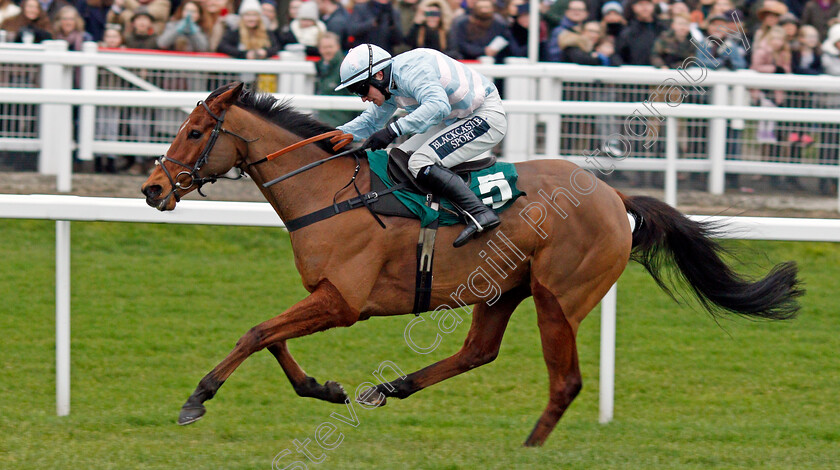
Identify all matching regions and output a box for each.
[357,70,386,106]
[361,84,386,106]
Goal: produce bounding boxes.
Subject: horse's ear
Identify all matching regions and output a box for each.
[212,82,244,109]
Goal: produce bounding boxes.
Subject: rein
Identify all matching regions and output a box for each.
[255,130,355,189]
[156,101,255,204]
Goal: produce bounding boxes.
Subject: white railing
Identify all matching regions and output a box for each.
[1,194,838,421]
[1,41,839,205]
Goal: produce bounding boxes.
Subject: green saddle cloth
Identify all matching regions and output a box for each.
[367,150,525,227]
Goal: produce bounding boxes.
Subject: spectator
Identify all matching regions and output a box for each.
[0,0,20,25]
[786,23,822,181]
[751,26,791,176]
[793,23,822,72]
[277,0,325,55]
[261,0,280,32]
[53,5,93,50]
[556,21,597,64]
[447,0,511,60]
[107,0,170,35]
[616,0,667,65]
[546,0,588,61]
[0,0,53,43]
[397,0,420,45]
[314,32,358,126]
[594,35,623,65]
[801,0,839,41]
[316,0,348,47]
[346,0,403,52]
[446,0,464,18]
[204,0,235,52]
[785,0,809,17]
[779,13,798,47]
[819,23,840,193]
[753,0,787,47]
[405,0,453,51]
[507,2,547,58]
[651,13,694,68]
[40,0,72,21]
[94,22,124,174]
[690,0,715,25]
[101,21,124,46]
[544,0,571,29]
[710,0,737,18]
[79,0,113,41]
[600,1,625,40]
[157,0,209,51]
[217,0,279,58]
[123,8,159,47]
[751,26,791,106]
[696,13,748,69]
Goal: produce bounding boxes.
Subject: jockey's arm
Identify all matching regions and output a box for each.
[337,101,398,142]
[387,62,451,138]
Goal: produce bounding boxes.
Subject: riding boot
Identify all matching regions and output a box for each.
[416,164,500,248]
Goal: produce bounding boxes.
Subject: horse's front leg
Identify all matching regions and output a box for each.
[266,341,348,403]
[178,280,358,425]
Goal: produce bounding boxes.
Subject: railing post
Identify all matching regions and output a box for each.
[77,41,98,162]
[708,83,728,194]
[279,44,309,96]
[56,219,71,416]
[503,57,534,162]
[538,77,561,156]
[665,116,678,206]
[39,40,73,191]
[599,283,617,424]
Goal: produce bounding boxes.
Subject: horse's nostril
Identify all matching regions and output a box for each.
[142,184,162,199]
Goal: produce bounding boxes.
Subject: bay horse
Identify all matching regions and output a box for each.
[140,82,802,446]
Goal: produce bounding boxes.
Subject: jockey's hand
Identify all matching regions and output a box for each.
[363,126,397,150]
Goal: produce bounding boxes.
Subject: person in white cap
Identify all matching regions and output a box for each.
[216,0,279,59]
[335,44,507,247]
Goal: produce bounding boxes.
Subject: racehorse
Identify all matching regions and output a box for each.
[140,82,802,446]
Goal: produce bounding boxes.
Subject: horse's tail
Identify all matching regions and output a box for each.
[619,193,803,320]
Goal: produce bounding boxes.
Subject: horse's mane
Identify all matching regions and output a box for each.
[207,83,339,154]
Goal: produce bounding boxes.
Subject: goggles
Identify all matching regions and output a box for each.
[346,78,371,97]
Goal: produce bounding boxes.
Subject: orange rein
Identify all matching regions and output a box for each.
[263,130,354,161]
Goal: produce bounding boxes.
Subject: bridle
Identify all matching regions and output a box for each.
[155,100,255,205]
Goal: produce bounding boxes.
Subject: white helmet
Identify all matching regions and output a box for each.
[335,44,393,97]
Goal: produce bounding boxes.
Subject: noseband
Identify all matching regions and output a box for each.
[156,100,254,203]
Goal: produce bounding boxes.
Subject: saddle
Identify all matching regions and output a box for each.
[370,148,496,219]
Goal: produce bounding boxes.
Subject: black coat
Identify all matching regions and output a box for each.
[346,1,403,53]
[615,19,667,66]
[322,5,350,49]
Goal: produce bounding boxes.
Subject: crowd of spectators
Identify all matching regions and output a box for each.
[2,0,840,74]
[2,0,839,184]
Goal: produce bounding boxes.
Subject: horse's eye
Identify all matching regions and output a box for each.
[188,130,202,139]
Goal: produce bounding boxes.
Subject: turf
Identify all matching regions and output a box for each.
[0,219,837,469]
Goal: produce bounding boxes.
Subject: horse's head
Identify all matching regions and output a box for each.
[141,82,250,211]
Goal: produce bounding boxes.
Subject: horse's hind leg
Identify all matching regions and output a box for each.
[362,286,528,405]
[523,280,582,447]
[266,342,348,403]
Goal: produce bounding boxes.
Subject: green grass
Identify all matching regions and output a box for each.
[0,219,838,469]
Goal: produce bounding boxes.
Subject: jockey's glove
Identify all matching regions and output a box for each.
[363,126,397,150]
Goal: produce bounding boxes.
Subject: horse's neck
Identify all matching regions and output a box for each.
[240,118,360,222]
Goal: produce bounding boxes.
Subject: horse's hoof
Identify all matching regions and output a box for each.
[355,386,387,407]
[324,380,349,404]
[177,404,206,426]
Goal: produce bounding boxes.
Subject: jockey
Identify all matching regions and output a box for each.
[335,44,507,248]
